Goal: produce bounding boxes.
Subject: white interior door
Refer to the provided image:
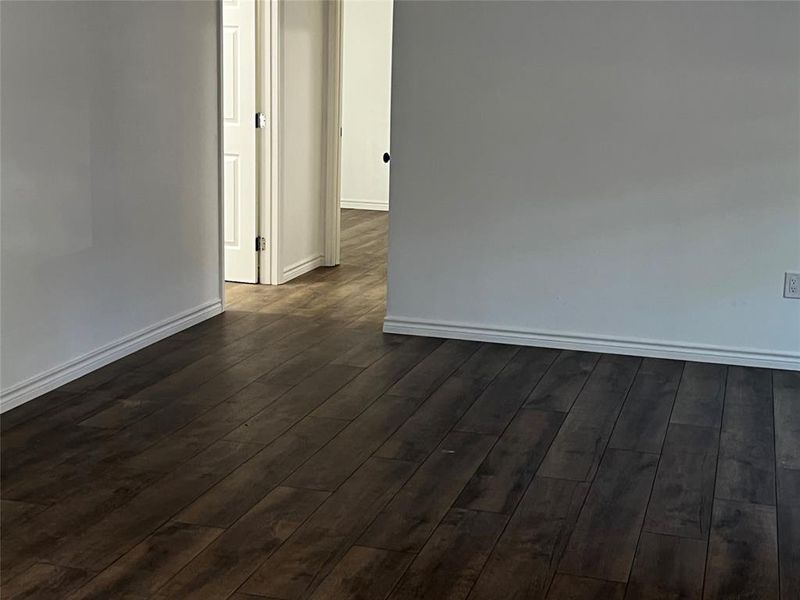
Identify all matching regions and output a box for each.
[223,0,258,283]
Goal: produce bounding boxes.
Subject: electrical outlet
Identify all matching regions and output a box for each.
[785,272,800,299]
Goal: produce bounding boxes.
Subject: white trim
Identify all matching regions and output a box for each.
[383,316,800,371]
[1,300,224,413]
[268,0,282,285]
[341,198,389,212]
[256,0,274,285]
[217,0,226,303]
[282,254,325,283]
[324,0,344,267]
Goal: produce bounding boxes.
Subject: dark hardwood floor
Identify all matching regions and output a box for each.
[2,209,798,599]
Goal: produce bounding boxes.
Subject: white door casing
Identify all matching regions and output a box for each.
[223,0,258,283]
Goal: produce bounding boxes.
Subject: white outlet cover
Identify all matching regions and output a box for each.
[785,272,800,299]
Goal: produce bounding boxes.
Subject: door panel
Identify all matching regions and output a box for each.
[223,0,258,283]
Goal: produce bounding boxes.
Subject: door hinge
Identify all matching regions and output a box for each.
[256,236,266,251]
[256,112,267,129]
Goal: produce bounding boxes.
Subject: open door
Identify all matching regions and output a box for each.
[223,0,258,283]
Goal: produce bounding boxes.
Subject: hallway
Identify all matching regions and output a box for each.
[1,210,797,599]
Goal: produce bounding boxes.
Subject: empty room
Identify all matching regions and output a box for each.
[1,1,798,599]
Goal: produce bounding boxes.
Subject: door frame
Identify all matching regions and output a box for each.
[260,0,278,284]
[323,0,344,268]
[217,0,226,301]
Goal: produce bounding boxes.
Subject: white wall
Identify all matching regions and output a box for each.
[278,0,328,281]
[340,0,393,212]
[385,1,800,370]
[1,0,223,410]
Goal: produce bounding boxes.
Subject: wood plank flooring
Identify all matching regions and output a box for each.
[2,209,798,599]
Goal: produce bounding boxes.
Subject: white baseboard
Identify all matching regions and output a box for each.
[0,299,224,413]
[383,316,800,371]
[341,198,389,212]
[281,254,325,284]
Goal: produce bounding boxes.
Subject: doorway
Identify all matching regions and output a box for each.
[222,0,338,286]
[221,0,392,289]
[339,0,393,214]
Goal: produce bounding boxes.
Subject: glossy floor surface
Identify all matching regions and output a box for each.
[2,209,798,599]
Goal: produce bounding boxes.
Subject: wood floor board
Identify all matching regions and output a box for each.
[524,351,600,413]
[240,457,417,600]
[47,440,262,572]
[774,371,800,600]
[643,423,719,540]
[271,323,379,366]
[120,382,286,474]
[311,336,442,420]
[311,277,387,323]
[330,331,407,369]
[99,315,318,422]
[308,545,414,600]
[385,339,481,399]
[159,485,329,599]
[547,574,626,600]
[1,466,163,580]
[608,358,683,454]
[455,347,559,436]
[0,499,47,529]
[715,366,776,506]
[386,508,507,600]
[777,467,800,600]
[374,376,490,462]
[62,398,228,470]
[558,448,659,583]
[169,380,292,442]
[451,343,521,388]
[0,210,792,598]
[57,358,152,395]
[75,395,171,431]
[179,319,346,403]
[223,364,363,445]
[2,433,125,503]
[64,521,223,599]
[370,337,515,465]
[538,355,641,482]
[359,430,497,553]
[2,433,153,506]
[75,403,220,467]
[625,531,706,600]
[669,362,727,429]
[272,271,383,320]
[1,390,80,432]
[2,562,92,600]
[73,321,305,428]
[285,394,427,491]
[347,302,387,329]
[467,476,589,600]
[454,408,564,514]
[3,391,119,452]
[89,368,174,402]
[176,416,347,528]
[774,370,800,471]
[167,311,281,349]
[704,498,779,600]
